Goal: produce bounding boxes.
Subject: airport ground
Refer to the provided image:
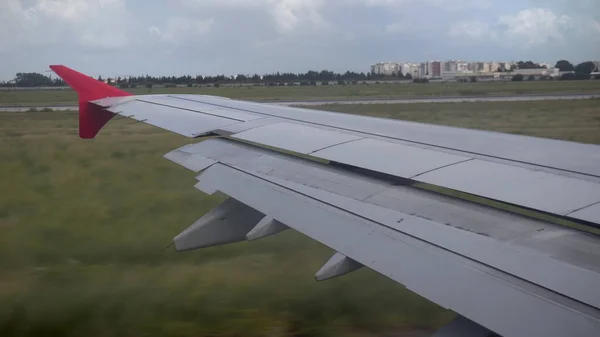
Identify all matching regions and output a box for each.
[1,79,600,106]
[1,96,599,336]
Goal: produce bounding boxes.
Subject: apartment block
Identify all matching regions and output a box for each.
[370,62,400,76]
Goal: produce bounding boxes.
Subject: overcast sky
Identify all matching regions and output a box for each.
[1,0,598,80]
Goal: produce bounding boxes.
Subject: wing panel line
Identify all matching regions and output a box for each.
[567,200,600,216]
[409,158,475,179]
[307,137,367,154]
[136,98,247,122]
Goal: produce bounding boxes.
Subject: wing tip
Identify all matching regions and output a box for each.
[49,64,131,139]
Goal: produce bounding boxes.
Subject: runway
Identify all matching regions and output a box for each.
[1,93,598,112]
[270,93,600,106]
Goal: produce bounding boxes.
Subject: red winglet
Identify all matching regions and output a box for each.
[49,65,132,139]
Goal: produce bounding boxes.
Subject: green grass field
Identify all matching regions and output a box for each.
[1,80,599,106]
[1,98,599,336]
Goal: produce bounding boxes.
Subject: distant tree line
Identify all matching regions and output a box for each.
[511,61,547,70]
[0,70,404,88]
[1,60,597,88]
[1,72,66,87]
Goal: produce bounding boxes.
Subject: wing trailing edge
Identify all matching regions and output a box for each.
[432,316,495,337]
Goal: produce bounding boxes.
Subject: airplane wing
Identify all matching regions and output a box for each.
[50,65,600,337]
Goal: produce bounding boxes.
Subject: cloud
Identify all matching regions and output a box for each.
[149,17,215,43]
[447,7,600,53]
[180,0,329,33]
[0,0,132,52]
[34,0,122,22]
[448,21,496,40]
[362,0,490,9]
[0,1,38,51]
[498,8,573,44]
[0,0,599,80]
[589,20,600,33]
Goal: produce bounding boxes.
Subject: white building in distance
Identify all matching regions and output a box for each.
[443,60,470,73]
[370,62,400,76]
[370,60,556,80]
[370,62,420,77]
[400,63,420,78]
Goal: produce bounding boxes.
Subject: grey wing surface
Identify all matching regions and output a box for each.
[91,94,600,337]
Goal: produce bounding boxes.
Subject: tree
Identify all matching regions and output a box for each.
[554,60,574,72]
[3,67,419,88]
[560,72,590,81]
[13,72,55,87]
[560,73,577,81]
[575,61,596,75]
[515,61,544,69]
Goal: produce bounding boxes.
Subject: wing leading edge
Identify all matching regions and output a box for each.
[51,65,600,337]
